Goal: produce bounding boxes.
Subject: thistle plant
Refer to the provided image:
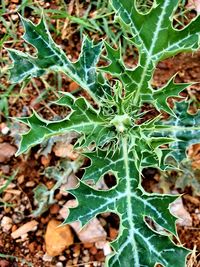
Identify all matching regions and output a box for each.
[8,1,200,266]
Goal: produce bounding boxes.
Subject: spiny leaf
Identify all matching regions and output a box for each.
[110,0,200,106]
[15,93,113,155]
[112,0,200,60]
[66,140,189,267]
[159,101,200,162]
[8,15,109,102]
[101,42,124,75]
[8,1,200,266]
[82,130,174,184]
[151,77,190,116]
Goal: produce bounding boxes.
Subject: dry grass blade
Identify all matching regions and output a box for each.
[187,246,200,267]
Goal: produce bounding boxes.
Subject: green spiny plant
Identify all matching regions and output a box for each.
[7,1,200,266]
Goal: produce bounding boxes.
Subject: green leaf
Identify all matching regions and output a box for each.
[15,93,114,155]
[161,101,200,162]
[82,132,174,184]
[8,1,200,266]
[101,42,124,75]
[110,0,200,107]
[151,77,190,116]
[66,139,189,267]
[8,15,109,102]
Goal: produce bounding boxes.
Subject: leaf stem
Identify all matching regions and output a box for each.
[122,136,139,266]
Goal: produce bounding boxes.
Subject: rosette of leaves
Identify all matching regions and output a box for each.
[8,1,200,266]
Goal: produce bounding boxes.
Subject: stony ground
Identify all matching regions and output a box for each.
[0,0,200,266]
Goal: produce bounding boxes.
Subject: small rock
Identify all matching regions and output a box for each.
[72,258,79,265]
[45,219,74,256]
[28,241,37,253]
[42,253,53,262]
[69,81,79,92]
[11,220,38,239]
[1,216,13,232]
[17,175,24,184]
[59,199,78,219]
[41,155,51,167]
[186,0,200,14]
[70,218,107,243]
[95,240,106,249]
[103,241,112,256]
[25,181,35,187]
[83,249,89,255]
[11,14,18,21]
[95,250,105,262]
[170,197,192,226]
[0,143,17,163]
[56,263,63,267]
[2,193,12,202]
[90,246,97,255]
[109,227,118,240]
[50,204,60,215]
[0,259,10,267]
[82,255,90,263]
[36,230,43,236]
[73,244,81,257]
[95,179,109,190]
[5,189,21,196]
[195,208,199,213]
[1,127,10,135]
[11,225,17,232]
[20,234,28,241]
[46,180,54,189]
[58,255,66,261]
[55,192,63,200]
[0,123,9,135]
[0,165,10,174]
[6,183,16,189]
